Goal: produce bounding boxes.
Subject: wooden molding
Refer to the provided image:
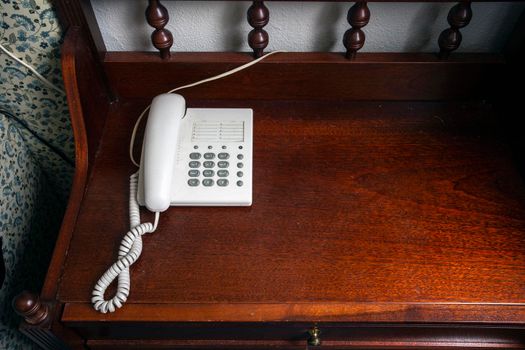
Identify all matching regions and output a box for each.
[102,52,504,101]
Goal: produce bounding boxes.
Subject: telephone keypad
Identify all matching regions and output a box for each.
[217,179,229,187]
[217,170,229,177]
[188,179,200,186]
[187,149,248,187]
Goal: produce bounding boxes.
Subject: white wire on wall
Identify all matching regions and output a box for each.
[0,43,65,94]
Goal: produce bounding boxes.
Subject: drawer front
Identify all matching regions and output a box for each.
[67,322,525,349]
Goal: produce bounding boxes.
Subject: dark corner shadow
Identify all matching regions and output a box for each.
[492,2,525,53]
[132,0,155,50]
[314,2,346,52]
[223,2,246,52]
[403,3,443,52]
[0,237,4,288]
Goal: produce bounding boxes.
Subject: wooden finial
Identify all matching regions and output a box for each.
[343,1,370,60]
[13,291,50,325]
[247,0,269,58]
[438,1,473,59]
[146,0,173,59]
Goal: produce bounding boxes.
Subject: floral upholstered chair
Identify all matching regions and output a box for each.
[0,1,74,348]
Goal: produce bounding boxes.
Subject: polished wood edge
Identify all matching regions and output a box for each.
[62,303,525,323]
[19,325,70,350]
[52,0,106,55]
[51,0,84,28]
[13,291,51,326]
[40,27,89,301]
[86,338,525,349]
[103,51,504,100]
[140,0,525,2]
[103,51,504,64]
[79,0,107,56]
[16,302,83,350]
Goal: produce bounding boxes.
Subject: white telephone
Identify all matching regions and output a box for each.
[138,93,253,211]
[92,51,281,314]
[92,94,253,313]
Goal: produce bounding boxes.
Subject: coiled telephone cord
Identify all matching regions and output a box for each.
[93,51,283,313]
[91,173,159,313]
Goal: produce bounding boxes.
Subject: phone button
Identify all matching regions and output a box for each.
[204,153,215,159]
[217,170,229,177]
[237,154,244,160]
[189,152,201,159]
[189,161,201,168]
[203,161,215,168]
[188,179,200,187]
[237,171,243,177]
[218,161,229,168]
[217,179,229,187]
[188,170,200,177]
[237,162,244,168]
[203,170,214,177]
[237,180,243,187]
[218,153,230,159]
[203,179,214,187]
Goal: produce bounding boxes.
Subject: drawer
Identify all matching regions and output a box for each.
[66,322,525,349]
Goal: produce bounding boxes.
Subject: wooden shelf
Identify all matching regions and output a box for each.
[17,3,525,348]
[58,99,525,326]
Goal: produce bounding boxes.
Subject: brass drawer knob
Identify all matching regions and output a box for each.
[308,326,321,346]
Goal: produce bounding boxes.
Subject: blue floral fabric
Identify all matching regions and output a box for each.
[1,0,74,349]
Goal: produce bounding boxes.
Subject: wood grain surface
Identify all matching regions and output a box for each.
[58,99,525,323]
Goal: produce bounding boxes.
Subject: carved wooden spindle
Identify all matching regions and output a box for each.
[247,0,269,58]
[146,0,173,59]
[438,1,473,59]
[13,291,50,325]
[343,1,370,60]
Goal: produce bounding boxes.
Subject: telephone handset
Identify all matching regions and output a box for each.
[137,93,253,211]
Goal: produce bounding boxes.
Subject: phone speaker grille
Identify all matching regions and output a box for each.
[191,121,244,142]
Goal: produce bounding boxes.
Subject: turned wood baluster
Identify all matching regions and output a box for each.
[146,0,173,59]
[247,0,269,58]
[13,291,50,325]
[438,1,472,59]
[343,1,370,60]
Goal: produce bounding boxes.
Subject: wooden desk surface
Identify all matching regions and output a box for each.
[59,100,525,323]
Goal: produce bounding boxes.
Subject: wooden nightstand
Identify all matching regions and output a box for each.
[12,1,525,348]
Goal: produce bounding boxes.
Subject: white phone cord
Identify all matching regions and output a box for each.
[93,51,284,313]
[91,172,159,313]
[0,43,65,94]
[129,50,285,167]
